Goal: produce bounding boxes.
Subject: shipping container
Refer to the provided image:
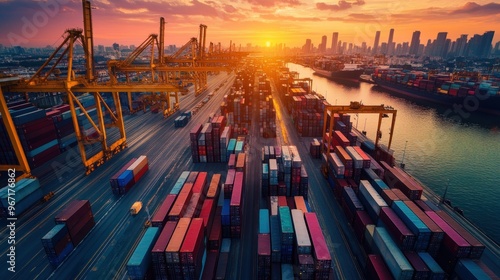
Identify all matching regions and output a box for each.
[199,198,215,232]
[373,227,414,280]
[168,183,194,221]
[170,171,190,195]
[208,207,222,252]
[127,155,149,177]
[425,211,471,258]
[354,210,374,243]
[152,194,177,228]
[207,174,221,199]
[270,215,282,263]
[434,210,484,259]
[224,169,236,198]
[192,172,208,196]
[259,209,270,234]
[165,218,191,279]
[183,193,202,219]
[342,187,364,223]
[391,201,431,252]
[359,180,388,222]
[403,201,444,255]
[151,221,177,280]
[109,158,137,194]
[258,233,272,280]
[378,207,416,251]
[417,252,445,280]
[291,209,312,255]
[304,212,331,274]
[180,218,205,280]
[453,259,492,280]
[216,251,229,280]
[403,251,430,279]
[366,254,394,280]
[202,251,219,280]
[294,196,308,213]
[54,200,94,246]
[127,227,161,280]
[41,223,73,267]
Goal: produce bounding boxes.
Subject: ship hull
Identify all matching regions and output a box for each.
[313,68,364,83]
[373,78,500,116]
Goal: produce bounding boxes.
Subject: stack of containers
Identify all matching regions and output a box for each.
[227,139,236,159]
[230,171,244,237]
[341,186,364,223]
[365,254,394,280]
[204,123,214,162]
[215,238,231,279]
[270,215,281,263]
[304,212,331,279]
[279,206,294,263]
[373,227,414,280]
[190,124,202,163]
[262,163,269,197]
[174,116,189,128]
[165,218,191,279]
[220,126,231,162]
[180,218,205,280]
[290,146,302,197]
[221,199,230,238]
[169,171,190,196]
[380,161,423,200]
[309,138,321,159]
[334,146,353,178]
[257,233,272,280]
[168,179,194,221]
[151,221,177,279]
[212,116,226,163]
[359,180,388,222]
[345,146,364,182]
[54,200,95,247]
[425,211,471,273]
[403,201,444,256]
[41,224,74,267]
[0,178,43,217]
[377,207,416,251]
[269,159,279,194]
[299,165,309,199]
[391,201,431,252]
[109,158,137,195]
[127,227,161,280]
[418,252,445,279]
[208,208,222,252]
[224,169,235,199]
[128,156,149,185]
[403,251,431,279]
[151,195,177,228]
[353,210,373,243]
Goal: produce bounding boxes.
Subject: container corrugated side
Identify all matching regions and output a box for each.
[417,252,445,279]
[373,227,414,280]
[170,171,190,195]
[151,221,177,279]
[192,172,208,195]
[294,196,308,213]
[391,201,431,251]
[259,209,270,234]
[359,180,388,221]
[206,174,221,199]
[152,194,177,228]
[165,218,191,278]
[127,227,160,280]
[453,259,491,280]
[366,254,394,280]
[403,251,430,279]
[304,212,331,268]
[291,209,312,255]
[378,207,415,251]
[425,211,471,258]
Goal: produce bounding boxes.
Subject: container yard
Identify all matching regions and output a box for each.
[1,51,500,280]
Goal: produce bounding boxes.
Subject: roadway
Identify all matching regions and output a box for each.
[0,71,235,280]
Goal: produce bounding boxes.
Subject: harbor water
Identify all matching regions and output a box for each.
[287,63,500,245]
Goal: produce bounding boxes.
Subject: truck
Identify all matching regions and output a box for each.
[130,201,143,215]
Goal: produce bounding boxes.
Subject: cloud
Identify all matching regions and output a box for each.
[116,8,149,14]
[246,0,301,7]
[451,2,500,16]
[316,0,365,11]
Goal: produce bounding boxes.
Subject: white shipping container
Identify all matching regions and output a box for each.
[127,155,148,176]
[345,146,363,169]
[359,180,388,216]
[291,209,312,255]
[269,196,278,216]
[328,153,345,176]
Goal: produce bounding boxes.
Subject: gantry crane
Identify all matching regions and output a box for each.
[0,1,185,176]
[320,101,397,177]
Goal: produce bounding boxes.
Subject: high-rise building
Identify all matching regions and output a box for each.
[320,35,327,52]
[112,43,119,51]
[479,31,495,58]
[409,31,420,56]
[372,31,381,54]
[402,42,409,55]
[331,32,338,54]
[361,42,367,53]
[454,35,468,57]
[380,43,388,55]
[303,39,312,52]
[387,28,394,55]
[433,32,448,57]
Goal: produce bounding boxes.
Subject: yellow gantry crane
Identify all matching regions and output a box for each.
[0,1,186,176]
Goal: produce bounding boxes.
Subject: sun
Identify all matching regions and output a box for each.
[265,41,271,47]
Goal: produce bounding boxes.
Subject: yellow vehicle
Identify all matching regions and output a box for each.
[130,201,142,215]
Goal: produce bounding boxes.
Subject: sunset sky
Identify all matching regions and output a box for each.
[1,0,499,49]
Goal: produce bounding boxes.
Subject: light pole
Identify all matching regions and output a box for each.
[400,140,408,169]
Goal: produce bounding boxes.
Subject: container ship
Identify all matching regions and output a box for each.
[312,59,364,83]
[372,68,500,116]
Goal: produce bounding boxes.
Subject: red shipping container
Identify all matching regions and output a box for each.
[151,221,177,279]
[198,198,215,233]
[192,172,208,195]
[152,194,177,228]
[354,210,373,243]
[366,254,394,280]
[278,196,287,207]
[425,211,471,258]
[208,208,222,252]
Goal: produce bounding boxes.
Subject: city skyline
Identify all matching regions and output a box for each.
[1,0,500,49]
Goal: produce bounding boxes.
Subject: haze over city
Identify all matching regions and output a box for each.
[1,0,500,49]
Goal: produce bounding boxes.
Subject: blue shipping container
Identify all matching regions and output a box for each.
[373,227,414,280]
[391,201,431,251]
[117,170,134,188]
[259,209,270,234]
[127,227,160,280]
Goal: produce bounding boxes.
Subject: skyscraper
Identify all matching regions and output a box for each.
[303,39,312,52]
[373,31,381,55]
[409,31,420,56]
[479,31,495,58]
[320,35,327,52]
[455,35,468,57]
[433,32,448,58]
[331,32,338,54]
[387,28,394,55]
